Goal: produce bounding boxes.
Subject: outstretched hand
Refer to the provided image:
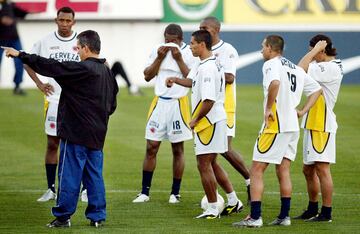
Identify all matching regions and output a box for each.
[1,46,20,58]
[37,83,55,96]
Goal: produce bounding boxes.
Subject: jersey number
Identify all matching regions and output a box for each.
[287,72,296,92]
[173,121,181,130]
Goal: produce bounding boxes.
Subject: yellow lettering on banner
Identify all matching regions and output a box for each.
[224,0,360,24]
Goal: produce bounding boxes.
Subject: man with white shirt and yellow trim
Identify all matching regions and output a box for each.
[133,24,194,204]
[199,17,251,206]
[295,34,343,222]
[23,7,88,203]
[166,29,242,219]
[233,35,322,228]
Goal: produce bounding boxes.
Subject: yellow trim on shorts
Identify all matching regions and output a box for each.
[44,97,49,120]
[147,96,159,121]
[310,130,330,154]
[178,96,191,130]
[197,123,216,146]
[305,94,326,132]
[192,101,212,133]
[256,131,277,154]
[263,102,280,134]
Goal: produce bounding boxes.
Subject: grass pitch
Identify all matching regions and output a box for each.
[0,85,359,233]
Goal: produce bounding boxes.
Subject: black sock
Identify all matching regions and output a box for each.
[170,178,181,195]
[141,170,153,196]
[45,164,57,193]
[278,197,291,219]
[250,201,262,220]
[307,201,318,214]
[320,206,332,218]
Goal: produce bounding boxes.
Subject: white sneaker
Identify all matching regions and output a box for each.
[269,216,291,226]
[232,216,263,228]
[81,189,88,203]
[132,193,150,203]
[37,189,56,202]
[195,209,220,219]
[169,194,181,204]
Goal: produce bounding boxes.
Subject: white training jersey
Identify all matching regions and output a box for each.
[212,40,238,113]
[145,42,196,99]
[301,59,343,133]
[188,55,226,124]
[31,31,80,103]
[262,56,321,133]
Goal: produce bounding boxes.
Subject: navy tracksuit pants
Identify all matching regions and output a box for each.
[52,140,106,222]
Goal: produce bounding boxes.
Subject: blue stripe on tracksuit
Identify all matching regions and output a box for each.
[52,140,106,222]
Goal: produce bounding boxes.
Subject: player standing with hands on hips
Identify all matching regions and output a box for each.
[2,30,118,228]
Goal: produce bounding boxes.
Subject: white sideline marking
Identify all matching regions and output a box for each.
[0,189,359,197]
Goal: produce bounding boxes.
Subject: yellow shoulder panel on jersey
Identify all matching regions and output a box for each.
[257,132,277,154]
[311,130,330,154]
[305,95,326,132]
[178,96,191,130]
[224,83,235,113]
[147,96,159,121]
[226,112,235,129]
[263,103,280,133]
[197,124,215,146]
[192,101,212,133]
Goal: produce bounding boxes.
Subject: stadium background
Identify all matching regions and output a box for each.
[1,0,359,88]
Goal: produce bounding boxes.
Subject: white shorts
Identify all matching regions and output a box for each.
[44,100,58,136]
[226,111,235,137]
[145,96,192,143]
[303,129,336,165]
[195,120,228,155]
[253,131,299,164]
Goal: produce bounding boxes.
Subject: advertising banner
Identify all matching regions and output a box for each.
[13,0,163,20]
[162,0,223,22]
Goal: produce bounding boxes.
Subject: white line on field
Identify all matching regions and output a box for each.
[0,189,359,197]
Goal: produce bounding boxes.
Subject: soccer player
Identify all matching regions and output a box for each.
[24,7,87,202]
[233,35,322,228]
[166,29,242,219]
[295,35,343,222]
[132,24,194,204]
[199,16,250,207]
[2,29,118,228]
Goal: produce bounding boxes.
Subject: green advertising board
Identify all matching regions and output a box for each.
[162,0,223,22]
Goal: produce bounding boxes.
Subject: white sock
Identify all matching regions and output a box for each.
[245,179,250,186]
[226,191,239,206]
[208,202,219,214]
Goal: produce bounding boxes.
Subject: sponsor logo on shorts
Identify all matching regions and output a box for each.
[149,121,159,128]
[172,130,183,135]
[150,127,156,133]
[50,123,56,129]
[48,116,56,122]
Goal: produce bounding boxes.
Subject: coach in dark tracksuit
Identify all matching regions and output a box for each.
[2,30,118,228]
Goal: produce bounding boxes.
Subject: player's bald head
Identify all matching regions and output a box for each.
[201,16,221,30]
[265,35,284,53]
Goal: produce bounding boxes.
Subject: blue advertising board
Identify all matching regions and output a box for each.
[184,31,360,84]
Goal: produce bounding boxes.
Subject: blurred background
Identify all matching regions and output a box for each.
[1,0,360,89]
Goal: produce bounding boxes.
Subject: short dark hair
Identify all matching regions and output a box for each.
[265,35,284,53]
[309,34,337,56]
[164,24,183,40]
[192,30,212,50]
[57,6,75,17]
[77,30,101,54]
[202,16,221,29]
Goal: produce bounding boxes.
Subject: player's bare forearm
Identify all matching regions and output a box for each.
[298,40,327,72]
[266,80,280,111]
[144,58,163,81]
[225,73,235,84]
[175,58,190,77]
[298,89,322,117]
[167,77,192,88]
